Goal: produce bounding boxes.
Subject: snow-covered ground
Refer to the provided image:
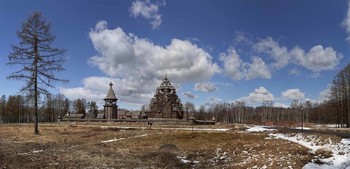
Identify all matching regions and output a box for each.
[245,125,350,168]
[270,133,350,169]
[246,125,276,132]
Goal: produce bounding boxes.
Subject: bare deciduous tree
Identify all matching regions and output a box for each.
[7,11,67,134]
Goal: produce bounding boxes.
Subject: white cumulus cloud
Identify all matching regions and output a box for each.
[247,87,274,103]
[183,91,198,99]
[219,48,243,80]
[88,21,219,83]
[292,45,341,72]
[194,82,217,93]
[273,102,289,108]
[342,0,350,41]
[245,56,272,80]
[288,67,301,76]
[61,21,219,108]
[254,37,290,69]
[129,0,164,29]
[236,87,274,104]
[254,37,342,73]
[318,86,331,103]
[205,96,223,107]
[219,48,271,80]
[281,89,305,100]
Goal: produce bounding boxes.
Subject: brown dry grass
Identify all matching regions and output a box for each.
[0,123,314,169]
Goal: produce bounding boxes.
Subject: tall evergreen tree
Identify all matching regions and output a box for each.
[7,11,67,134]
[0,95,6,123]
[63,98,70,116]
[88,101,98,118]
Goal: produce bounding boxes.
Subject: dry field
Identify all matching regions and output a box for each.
[0,122,320,168]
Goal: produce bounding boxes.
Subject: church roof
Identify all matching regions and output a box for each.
[104,82,117,100]
[158,76,175,91]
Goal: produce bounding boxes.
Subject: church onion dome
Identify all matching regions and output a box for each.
[104,82,118,100]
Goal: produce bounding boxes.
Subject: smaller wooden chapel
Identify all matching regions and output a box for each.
[103,82,118,119]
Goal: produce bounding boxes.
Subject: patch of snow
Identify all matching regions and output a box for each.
[295,127,312,130]
[246,125,276,132]
[154,127,229,132]
[251,165,268,169]
[100,126,229,132]
[181,159,191,163]
[101,137,126,143]
[32,150,44,153]
[18,149,44,155]
[341,138,350,145]
[178,157,191,164]
[314,124,338,129]
[325,124,337,128]
[134,134,148,138]
[100,126,147,130]
[270,133,322,153]
[177,156,199,165]
[208,148,232,165]
[101,134,149,143]
[177,128,229,131]
[269,133,350,169]
[18,152,29,155]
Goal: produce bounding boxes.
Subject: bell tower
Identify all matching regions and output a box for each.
[103,82,118,119]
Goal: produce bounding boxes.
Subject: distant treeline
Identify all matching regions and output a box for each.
[1,63,350,128]
[184,100,334,126]
[328,63,350,128]
[0,94,97,123]
[0,93,335,126]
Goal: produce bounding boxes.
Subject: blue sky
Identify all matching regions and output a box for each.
[1,0,350,110]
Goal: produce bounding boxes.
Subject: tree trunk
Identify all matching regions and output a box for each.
[34,35,39,134]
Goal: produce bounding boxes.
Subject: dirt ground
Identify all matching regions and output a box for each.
[0,122,316,169]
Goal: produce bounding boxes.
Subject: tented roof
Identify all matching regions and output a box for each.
[104,82,117,100]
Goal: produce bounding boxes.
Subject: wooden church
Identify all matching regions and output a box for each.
[146,76,184,119]
[103,76,184,120]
